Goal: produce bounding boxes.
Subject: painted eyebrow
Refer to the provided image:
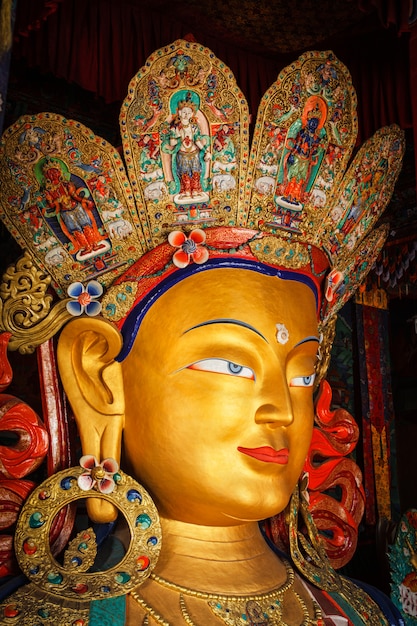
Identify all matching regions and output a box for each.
[294,336,320,348]
[183,318,268,342]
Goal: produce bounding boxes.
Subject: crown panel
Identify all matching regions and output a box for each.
[316,125,405,263]
[245,50,357,239]
[0,114,144,297]
[120,39,250,249]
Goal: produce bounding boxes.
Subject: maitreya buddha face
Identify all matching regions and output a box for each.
[121,267,319,526]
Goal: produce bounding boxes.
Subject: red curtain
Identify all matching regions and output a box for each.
[11,0,415,145]
[358,0,412,32]
[410,25,417,192]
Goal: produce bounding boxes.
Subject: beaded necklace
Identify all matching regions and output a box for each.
[130,560,323,625]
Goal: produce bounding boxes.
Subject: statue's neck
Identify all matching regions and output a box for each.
[153,517,288,594]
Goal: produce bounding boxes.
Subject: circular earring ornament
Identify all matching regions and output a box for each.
[14,458,161,602]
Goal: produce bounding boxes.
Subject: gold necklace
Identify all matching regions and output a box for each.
[131,559,323,625]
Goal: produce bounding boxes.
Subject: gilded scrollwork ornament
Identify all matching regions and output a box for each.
[315,314,337,386]
[0,252,71,353]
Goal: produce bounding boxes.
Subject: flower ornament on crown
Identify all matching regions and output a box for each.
[66,280,103,316]
[0,39,405,360]
[168,229,209,268]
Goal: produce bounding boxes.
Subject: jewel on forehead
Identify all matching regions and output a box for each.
[276,324,289,345]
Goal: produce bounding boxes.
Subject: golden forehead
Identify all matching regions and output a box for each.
[136,268,318,347]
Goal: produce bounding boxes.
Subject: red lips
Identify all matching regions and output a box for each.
[237,446,289,464]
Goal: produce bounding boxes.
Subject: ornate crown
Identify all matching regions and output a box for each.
[0,40,405,353]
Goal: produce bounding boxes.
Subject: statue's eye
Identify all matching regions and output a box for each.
[187,358,255,380]
[289,374,316,388]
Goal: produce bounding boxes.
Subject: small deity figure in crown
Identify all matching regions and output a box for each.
[212,124,236,172]
[275,96,327,211]
[161,90,211,205]
[138,132,166,199]
[211,123,237,193]
[254,123,287,196]
[39,158,106,257]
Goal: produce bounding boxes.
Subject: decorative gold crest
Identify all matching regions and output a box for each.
[246,50,357,235]
[0,40,405,351]
[0,114,145,298]
[121,40,250,246]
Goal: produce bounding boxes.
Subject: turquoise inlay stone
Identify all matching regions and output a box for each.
[136,513,151,529]
[47,572,63,584]
[114,473,122,484]
[105,304,116,316]
[127,489,142,503]
[78,542,88,552]
[29,512,44,529]
[37,608,50,618]
[115,572,130,584]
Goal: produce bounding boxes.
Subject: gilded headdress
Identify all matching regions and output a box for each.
[0,40,405,359]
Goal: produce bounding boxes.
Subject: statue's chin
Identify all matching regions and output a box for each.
[152,491,293,528]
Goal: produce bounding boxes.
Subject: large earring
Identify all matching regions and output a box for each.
[288,478,340,592]
[289,478,395,625]
[8,458,161,621]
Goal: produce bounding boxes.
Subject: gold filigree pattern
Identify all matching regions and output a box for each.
[101,281,139,322]
[315,315,337,387]
[14,466,161,602]
[63,527,97,573]
[0,583,90,625]
[248,235,309,269]
[0,252,71,353]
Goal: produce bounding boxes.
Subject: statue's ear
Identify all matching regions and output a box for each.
[57,317,124,522]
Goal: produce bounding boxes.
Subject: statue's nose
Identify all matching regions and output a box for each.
[254,378,294,427]
[252,362,294,428]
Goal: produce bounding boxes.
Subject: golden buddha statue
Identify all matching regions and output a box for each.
[55,267,321,625]
[0,39,405,625]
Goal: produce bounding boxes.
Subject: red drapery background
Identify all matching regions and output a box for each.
[10,0,416,149]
